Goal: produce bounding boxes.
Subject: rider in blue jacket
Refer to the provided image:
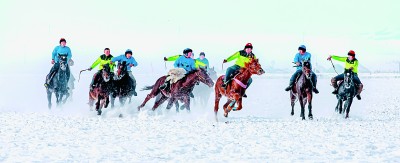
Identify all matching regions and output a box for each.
[160,48,197,96]
[110,49,138,96]
[284,45,319,93]
[44,38,72,88]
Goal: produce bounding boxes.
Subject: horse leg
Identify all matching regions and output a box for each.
[183,96,191,113]
[166,98,176,110]
[110,96,115,108]
[104,95,110,108]
[290,91,295,116]
[298,96,305,120]
[307,93,313,120]
[63,91,70,104]
[47,89,52,109]
[345,97,354,119]
[235,97,243,111]
[223,99,234,117]
[214,88,222,116]
[152,95,169,111]
[338,99,343,114]
[138,93,156,111]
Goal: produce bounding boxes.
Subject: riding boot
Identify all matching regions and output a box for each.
[189,92,194,98]
[356,83,363,100]
[310,78,319,94]
[331,78,338,94]
[284,80,294,91]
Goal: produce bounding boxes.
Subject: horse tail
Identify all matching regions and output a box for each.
[141,85,154,91]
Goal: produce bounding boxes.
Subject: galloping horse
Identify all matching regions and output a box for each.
[46,54,70,108]
[290,60,314,120]
[335,69,357,118]
[192,67,218,108]
[111,61,135,107]
[214,58,265,120]
[88,64,114,115]
[138,68,214,112]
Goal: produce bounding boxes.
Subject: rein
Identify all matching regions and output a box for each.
[330,60,339,75]
[78,68,90,82]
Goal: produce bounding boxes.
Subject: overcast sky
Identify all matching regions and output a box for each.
[0,0,399,74]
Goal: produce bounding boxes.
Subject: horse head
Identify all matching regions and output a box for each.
[101,64,112,82]
[116,61,127,79]
[244,58,265,75]
[58,54,68,72]
[302,60,312,79]
[343,69,355,89]
[195,68,214,87]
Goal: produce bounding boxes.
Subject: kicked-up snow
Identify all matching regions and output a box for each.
[0,73,399,162]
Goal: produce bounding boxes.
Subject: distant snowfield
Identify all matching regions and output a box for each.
[1,73,399,162]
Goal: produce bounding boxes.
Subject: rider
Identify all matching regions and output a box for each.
[164,54,206,69]
[88,48,115,90]
[327,50,363,100]
[222,43,256,98]
[160,48,197,91]
[44,38,72,88]
[284,45,319,94]
[197,52,210,70]
[110,49,138,96]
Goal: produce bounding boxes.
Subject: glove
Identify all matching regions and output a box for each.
[51,59,55,64]
[129,64,134,67]
[223,59,227,63]
[163,57,168,61]
[88,67,92,71]
[327,55,332,61]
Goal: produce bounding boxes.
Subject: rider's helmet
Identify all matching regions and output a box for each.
[125,49,133,55]
[199,52,205,56]
[348,50,355,56]
[183,48,193,57]
[298,45,306,52]
[244,43,253,49]
[59,38,66,44]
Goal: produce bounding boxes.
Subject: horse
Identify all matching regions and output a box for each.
[290,60,314,120]
[46,54,70,108]
[110,61,136,107]
[335,70,357,118]
[192,67,217,108]
[208,67,218,81]
[138,68,214,112]
[214,58,265,120]
[88,64,114,115]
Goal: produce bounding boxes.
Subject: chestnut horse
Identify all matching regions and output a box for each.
[214,58,265,120]
[138,68,214,111]
[290,60,314,120]
[88,64,114,115]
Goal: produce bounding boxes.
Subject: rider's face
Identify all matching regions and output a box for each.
[199,55,205,60]
[348,55,354,60]
[60,41,66,47]
[299,50,305,55]
[126,53,132,58]
[245,48,252,54]
[104,50,110,56]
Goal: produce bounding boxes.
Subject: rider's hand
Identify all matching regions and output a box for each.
[88,67,92,71]
[223,59,227,63]
[51,59,55,64]
[295,62,300,66]
[349,67,354,70]
[163,57,168,61]
[327,55,332,61]
[129,64,134,67]
[110,61,113,65]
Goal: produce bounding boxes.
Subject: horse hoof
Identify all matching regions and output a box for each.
[291,112,294,116]
[48,103,52,109]
[309,115,313,120]
[223,112,228,117]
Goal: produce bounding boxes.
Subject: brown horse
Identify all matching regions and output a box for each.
[138,68,214,111]
[89,64,113,115]
[214,58,265,120]
[290,60,314,120]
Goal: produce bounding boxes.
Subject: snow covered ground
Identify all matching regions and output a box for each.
[1,72,400,162]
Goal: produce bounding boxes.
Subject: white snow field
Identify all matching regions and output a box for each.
[1,73,400,162]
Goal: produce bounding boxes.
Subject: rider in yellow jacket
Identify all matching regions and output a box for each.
[327,50,363,100]
[88,48,115,90]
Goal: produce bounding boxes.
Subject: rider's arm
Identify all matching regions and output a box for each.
[131,57,138,67]
[166,55,181,61]
[52,46,58,60]
[331,55,347,62]
[226,51,240,62]
[173,57,181,67]
[90,57,102,69]
[293,53,301,65]
[195,59,206,68]
[67,47,72,61]
[111,55,122,63]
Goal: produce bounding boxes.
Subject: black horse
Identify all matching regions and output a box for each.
[290,60,314,120]
[111,61,136,107]
[89,64,114,115]
[335,70,357,118]
[46,55,70,108]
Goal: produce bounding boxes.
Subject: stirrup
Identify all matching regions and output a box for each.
[242,93,247,98]
[356,94,361,100]
[332,89,338,94]
[313,88,319,94]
